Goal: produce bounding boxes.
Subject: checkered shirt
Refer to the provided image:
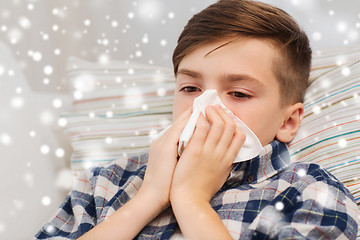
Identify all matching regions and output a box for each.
[35,140,359,239]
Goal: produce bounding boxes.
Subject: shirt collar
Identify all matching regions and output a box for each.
[227,140,291,186]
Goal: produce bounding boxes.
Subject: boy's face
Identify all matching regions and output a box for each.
[173,37,300,146]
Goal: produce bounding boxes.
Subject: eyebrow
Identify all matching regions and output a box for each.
[222,73,265,87]
[177,68,264,87]
[176,69,203,80]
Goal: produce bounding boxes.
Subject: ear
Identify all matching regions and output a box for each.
[276,102,304,143]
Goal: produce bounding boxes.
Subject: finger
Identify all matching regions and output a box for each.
[213,105,237,150]
[188,113,209,147]
[173,107,192,126]
[225,126,246,163]
[165,107,192,141]
[203,105,225,148]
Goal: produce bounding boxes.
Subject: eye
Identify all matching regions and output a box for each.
[179,86,201,93]
[228,91,252,99]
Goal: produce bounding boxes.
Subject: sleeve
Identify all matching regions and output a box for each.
[249,163,359,239]
[34,169,98,239]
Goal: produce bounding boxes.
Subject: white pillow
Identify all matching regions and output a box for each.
[62,57,175,171]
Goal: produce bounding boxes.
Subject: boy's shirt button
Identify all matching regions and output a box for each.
[247,174,254,183]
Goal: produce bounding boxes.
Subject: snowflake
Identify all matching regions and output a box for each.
[89,112,95,118]
[52,25,59,32]
[336,21,348,33]
[41,196,52,206]
[84,19,91,26]
[160,39,167,46]
[29,131,36,137]
[106,111,114,118]
[142,104,148,110]
[98,54,110,64]
[27,3,34,11]
[338,139,347,148]
[40,111,54,125]
[341,67,351,76]
[111,20,119,27]
[275,201,284,211]
[43,65,53,75]
[58,118,67,127]
[105,137,113,144]
[11,96,24,109]
[7,27,22,44]
[135,50,142,57]
[32,51,42,62]
[54,49,61,55]
[128,68,135,75]
[0,133,12,146]
[55,148,65,158]
[168,12,175,19]
[18,16,31,29]
[40,145,50,155]
[312,31,322,41]
[297,168,307,177]
[52,98,62,108]
[312,106,321,115]
[157,88,166,96]
[43,78,50,85]
[142,34,149,44]
[127,12,135,19]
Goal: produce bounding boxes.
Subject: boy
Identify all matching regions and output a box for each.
[35,0,359,239]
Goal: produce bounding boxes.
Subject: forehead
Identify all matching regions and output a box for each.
[181,37,278,60]
[178,38,277,79]
[180,37,277,64]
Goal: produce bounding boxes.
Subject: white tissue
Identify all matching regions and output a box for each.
[178,90,263,162]
[153,90,263,163]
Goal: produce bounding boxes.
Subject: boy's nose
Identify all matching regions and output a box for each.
[203,83,218,91]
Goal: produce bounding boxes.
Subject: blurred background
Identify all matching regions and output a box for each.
[0,0,359,239]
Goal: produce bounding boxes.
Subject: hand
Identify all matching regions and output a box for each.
[170,105,246,203]
[139,107,192,210]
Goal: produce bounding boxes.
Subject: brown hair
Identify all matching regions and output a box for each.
[172,0,312,106]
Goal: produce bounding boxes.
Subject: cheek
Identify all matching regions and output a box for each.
[233,107,282,146]
[231,108,259,131]
[225,102,256,127]
[226,103,269,144]
[172,93,194,120]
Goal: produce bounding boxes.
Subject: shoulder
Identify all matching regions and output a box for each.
[276,162,356,202]
[240,158,359,239]
[280,162,358,223]
[282,162,351,196]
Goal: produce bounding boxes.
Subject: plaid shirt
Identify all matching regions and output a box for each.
[35,140,359,239]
